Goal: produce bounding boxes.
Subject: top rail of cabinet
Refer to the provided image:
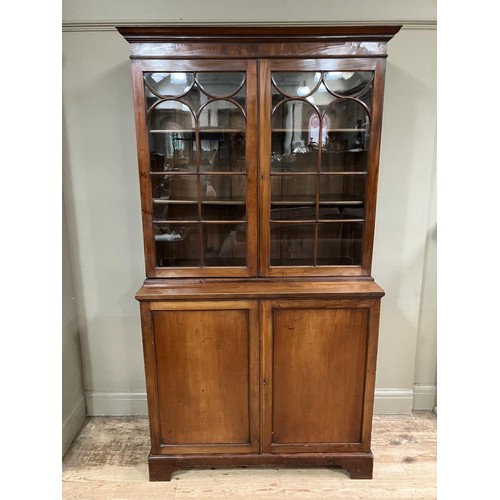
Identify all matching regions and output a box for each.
[117,25,401,60]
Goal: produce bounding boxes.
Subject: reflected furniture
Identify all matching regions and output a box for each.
[118,25,400,481]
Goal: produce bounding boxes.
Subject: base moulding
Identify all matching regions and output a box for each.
[148,451,374,481]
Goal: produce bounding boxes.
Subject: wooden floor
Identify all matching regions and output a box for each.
[62,412,436,499]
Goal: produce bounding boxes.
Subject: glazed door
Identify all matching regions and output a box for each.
[258,58,386,277]
[261,299,380,453]
[131,59,258,278]
[144,300,259,454]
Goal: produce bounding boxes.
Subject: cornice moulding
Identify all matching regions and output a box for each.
[62,19,437,33]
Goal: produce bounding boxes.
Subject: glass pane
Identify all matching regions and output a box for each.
[270,204,316,222]
[271,100,319,172]
[202,175,246,203]
[196,72,245,97]
[271,175,316,204]
[162,174,199,202]
[152,201,198,222]
[199,100,246,172]
[202,203,246,221]
[323,72,372,97]
[154,223,201,267]
[319,174,366,205]
[270,223,315,266]
[321,150,368,173]
[201,175,246,220]
[318,205,364,221]
[148,101,196,172]
[322,100,370,154]
[272,72,321,98]
[204,223,246,266]
[317,222,364,265]
[145,71,250,272]
[144,73,195,98]
[151,174,169,199]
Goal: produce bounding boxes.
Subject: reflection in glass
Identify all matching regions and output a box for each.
[202,202,246,221]
[152,200,198,222]
[204,223,246,266]
[270,223,315,266]
[202,175,246,203]
[144,73,195,97]
[145,71,249,269]
[199,100,246,172]
[323,72,372,96]
[270,204,317,221]
[317,222,364,265]
[196,72,245,97]
[269,70,372,267]
[154,223,201,267]
[272,72,321,98]
[148,101,196,172]
[322,100,370,154]
[271,100,320,164]
[319,174,365,204]
[321,150,368,173]
[160,174,199,201]
[271,175,316,204]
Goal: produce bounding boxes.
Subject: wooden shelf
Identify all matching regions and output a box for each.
[270,171,368,175]
[270,218,365,224]
[271,198,364,206]
[149,171,246,175]
[153,198,246,205]
[272,128,366,133]
[150,128,245,134]
[154,220,246,224]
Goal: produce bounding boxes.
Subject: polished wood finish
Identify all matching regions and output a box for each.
[259,58,381,276]
[119,25,399,481]
[130,58,258,278]
[117,25,402,41]
[143,301,259,455]
[124,26,400,278]
[136,279,385,301]
[140,295,382,479]
[265,303,369,449]
[148,452,374,481]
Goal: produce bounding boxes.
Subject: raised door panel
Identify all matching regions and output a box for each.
[148,301,259,454]
[262,299,377,453]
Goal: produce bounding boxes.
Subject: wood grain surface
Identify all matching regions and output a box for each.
[62,412,436,499]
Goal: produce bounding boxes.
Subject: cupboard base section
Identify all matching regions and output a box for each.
[148,452,374,481]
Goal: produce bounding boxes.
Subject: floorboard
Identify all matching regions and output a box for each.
[62,411,436,499]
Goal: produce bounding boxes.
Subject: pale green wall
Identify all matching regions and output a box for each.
[62,191,86,454]
[62,0,437,415]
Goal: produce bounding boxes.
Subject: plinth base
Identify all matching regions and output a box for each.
[148,452,374,481]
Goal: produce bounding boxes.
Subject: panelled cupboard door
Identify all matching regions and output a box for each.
[261,299,380,454]
[258,58,386,277]
[131,59,258,278]
[145,301,259,454]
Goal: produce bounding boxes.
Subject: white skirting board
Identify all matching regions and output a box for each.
[62,395,87,456]
[85,385,437,416]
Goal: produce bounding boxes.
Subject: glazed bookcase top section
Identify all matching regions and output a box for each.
[120,27,399,278]
[117,25,401,59]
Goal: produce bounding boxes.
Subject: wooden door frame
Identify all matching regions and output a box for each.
[260,298,381,454]
[257,58,385,278]
[141,299,260,455]
[131,59,259,278]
